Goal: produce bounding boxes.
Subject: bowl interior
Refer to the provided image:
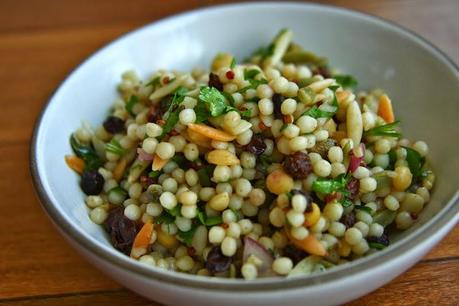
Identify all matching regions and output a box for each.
[33,2,459,285]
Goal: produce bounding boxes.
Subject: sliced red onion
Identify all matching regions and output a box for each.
[243,236,274,277]
[137,148,153,161]
[349,143,366,172]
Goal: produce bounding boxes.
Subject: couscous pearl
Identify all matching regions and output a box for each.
[258,98,274,115]
[241,201,258,217]
[221,237,237,256]
[209,192,230,211]
[323,202,343,221]
[257,84,274,99]
[159,192,177,209]
[373,154,389,169]
[360,177,377,193]
[238,219,254,234]
[142,137,158,154]
[328,221,346,237]
[227,222,241,238]
[179,190,198,206]
[375,138,391,154]
[209,226,226,244]
[281,98,297,115]
[396,211,414,229]
[331,162,347,178]
[328,146,343,163]
[313,159,332,177]
[296,115,317,134]
[345,227,363,245]
[241,152,256,169]
[199,187,216,201]
[235,178,252,197]
[354,221,369,237]
[229,194,243,210]
[291,226,309,240]
[213,165,232,182]
[352,240,369,256]
[292,194,307,213]
[353,166,370,179]
[282,124,300,139]
[156,142,175,160]
[89,207,108,224]
[175,216,192,232]
[124,204,141,221]
[384,195,400,211]
[146,202,163,216]
[368,223,384,237]
[169,135,187,152]
[145,122,162,138]
[269,207,286,227]
[216,182,233,194]
[412,141,429,157]
[241,263,258,280]
[176,255,194,271]
[139,255,156,267]
[162,178,178,193]
[222,209,237,224]
[185,169,199,186]
[184,143,199,161]
[272,76,289,93]
[272,257,293,275]
[356,210,373,224]
[249,188,266,207]
[179,108,196,125]
[86,195,103,208]
[309,152,322,164]
[286,210,305,227]
[181,205,197,219]
[314,130,329,142]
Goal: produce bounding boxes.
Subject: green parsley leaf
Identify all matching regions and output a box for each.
[160,87,188,138]
[69,134,103,171]
[197,209,223,227]
[171,154,188,169]
[364,121,401,138]
[197,166,214,187]
[301,85,339,119]
[403,146,425,179]
[334,75,358,89]
[105,138,126,156]
[107,186,128,202]
[387,149,397,170]
[168,206,181,217]
[341,198,354,208]
[125,95,139,116]
[244,69,260,80]
[148,170,161,179]
[312,173,349,195]
[194,102,210,123]
[354,205,373,214]
[177,226,197,246]
[368,242,387,250]
[238,69,268,93]
[221,91,235,107]
[145,76,160,87]
[230,57,236,69]
[199,86,227,116]
[155,211,175,225]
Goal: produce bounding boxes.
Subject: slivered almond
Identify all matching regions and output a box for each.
[346,100,363,146]
[184,129,212,148]
[307,78,335,93]
[207,149,240,166]
[187,123,235,141]
[113,158,127,182]
[152,154,169,171]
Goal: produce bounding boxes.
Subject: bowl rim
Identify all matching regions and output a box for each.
[30,1,459,292]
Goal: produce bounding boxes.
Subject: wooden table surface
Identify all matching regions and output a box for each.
[1,0,457,305]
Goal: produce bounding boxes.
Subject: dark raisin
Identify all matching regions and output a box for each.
[283,244,307,264]
[104,207,137,254]
[309,139,337,158]
[208,73,223,91]
[205,246,232,273]
[80,170,104,195]
[367,232,390,246]
[283,152,312,179]
[292,189,313,212]
[103,116,125,134]
[340,211,356,229]
[147,105,161,123]
[272,93,285,119]
[346,177,360,200]
[312,66,332,78]
[245,134,266,155]
[159,96,172,115]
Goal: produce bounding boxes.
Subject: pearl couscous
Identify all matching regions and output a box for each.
[66,29,435,279]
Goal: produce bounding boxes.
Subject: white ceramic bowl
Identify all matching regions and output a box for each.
[31,2,459,306]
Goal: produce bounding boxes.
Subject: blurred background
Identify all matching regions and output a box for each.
[0,1,457,306]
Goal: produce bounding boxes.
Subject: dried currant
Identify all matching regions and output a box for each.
[283,244,307,264]
[346,177,360,200]
[104,207,137,254]
[283,151,312,179]
[245,134,266,155]
[103,116,125,134]
[205,246,232,273]
[272,93,285,119]
[80,170,104,195]
[208,72,223,91]
[367,232,390,246]
[340,211,356,229]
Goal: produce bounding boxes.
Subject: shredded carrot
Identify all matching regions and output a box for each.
[378,94,395,123]
[130,222,154,259]
[187,123,236,142]
[113,158,127,182]
[152,154,169,171]
[65,155,85,174]
[286,230,327,257]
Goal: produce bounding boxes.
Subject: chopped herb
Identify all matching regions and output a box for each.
[403,146,425,179]
[105,138,126,156]
[312,173,350,195]
[160,87,188,137]
[229,207,241,221]
[341,198,354,208]
[244,69,260,80]
[221,91,235,106]
[238,69,268,93]
[177,226,197,246]
[280,123,289,131]
[282,50,328,66]
[334,74,358,89]
[145,76,160,87]
[194,102,210,123]
[197,209,223,226]
[148,170,161,179]
[155,211,175,224]
[197,165,214,187]
[230,57,236,69]
[388,149,397,170]
[70,134,103,171]
[107,186,128,200]
[301,85,339,119]
[354,205,373,214]
[368,242,387,250]
[171,154,188,169]
[196,86,247,120]
[286,191,293,200]
[364,121,401,138]
[125,95,139,116]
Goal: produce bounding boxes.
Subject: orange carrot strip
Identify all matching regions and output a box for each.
[156,226,179,249]
[113,158,127,182]
[378,94,395,123]
[187,123,236,141]
[130,222,154,258]
[152,154,169,171]
[65,155,85,174]
[286,231,327,257]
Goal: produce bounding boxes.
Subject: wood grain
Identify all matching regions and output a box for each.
[0,0,457,305]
